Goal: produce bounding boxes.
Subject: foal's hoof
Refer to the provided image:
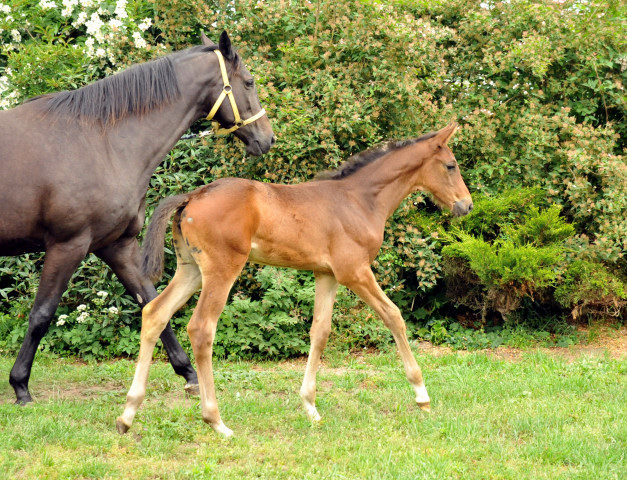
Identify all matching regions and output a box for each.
[184,383,200,396]
[417,402,431,413]
[116,417,131,435]
[304,405,322,423]
[212,421,234,438]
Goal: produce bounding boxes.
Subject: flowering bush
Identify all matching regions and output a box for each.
[0,0,624,360]
[0,0,158,106]
[0,288,141,359]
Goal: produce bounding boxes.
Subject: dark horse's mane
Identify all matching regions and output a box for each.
[315,131,438,181]
[33,44,235,125]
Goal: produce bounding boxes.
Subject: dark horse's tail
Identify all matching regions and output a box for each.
[141,193,192,283]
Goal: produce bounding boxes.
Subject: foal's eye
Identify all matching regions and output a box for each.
[446,164,456,171]
[245,79,255,88]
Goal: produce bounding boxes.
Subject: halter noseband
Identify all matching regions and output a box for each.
[205,50,267,135]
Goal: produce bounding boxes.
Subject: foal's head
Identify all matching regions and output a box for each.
[200,32,275,155]
[415,122,473,217]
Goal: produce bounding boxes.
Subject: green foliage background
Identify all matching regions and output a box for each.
[0,0,625,359]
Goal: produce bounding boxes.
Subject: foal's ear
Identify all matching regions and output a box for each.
[219,31,234,59]
[200,32,215,46]
[435,121,459,145]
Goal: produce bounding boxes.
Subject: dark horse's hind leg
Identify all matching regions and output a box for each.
[95,238,199,392]
[9,238,90,404]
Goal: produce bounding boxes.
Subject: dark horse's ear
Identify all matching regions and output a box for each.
[200,32,215,46]
[219,31,234,60]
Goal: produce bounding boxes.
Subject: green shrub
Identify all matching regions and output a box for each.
[1,0,624,359]
[442,189,625,324]
[214,267,313,359]
[183,266,394,360]
[0,289,140,360]
[555,259,626,321]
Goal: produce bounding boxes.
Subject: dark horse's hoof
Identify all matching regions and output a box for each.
[15,396,33,406]
[184,383,200,396]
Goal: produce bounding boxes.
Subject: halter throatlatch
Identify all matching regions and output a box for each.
[205,50,266,135]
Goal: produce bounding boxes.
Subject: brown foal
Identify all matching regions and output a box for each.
[116,122,473,437]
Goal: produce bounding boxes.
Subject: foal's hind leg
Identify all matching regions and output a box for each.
[10,237,90,404]
[116,261,201,434]
[96,237,199,393]
[344,268,430,411]
[187,257,248,438]
[300,273,338,422]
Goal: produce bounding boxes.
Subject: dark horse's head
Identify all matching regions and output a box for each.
[201,32,275,156]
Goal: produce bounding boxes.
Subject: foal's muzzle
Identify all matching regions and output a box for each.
[452,198,474,217]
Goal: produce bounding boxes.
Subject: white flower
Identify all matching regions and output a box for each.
[109,18,123,31]
[0,4,11,14]
[97,291,108,298]
[137,18,152,31]
[56,314,68,326]
[108,306,119,315]
[77,312,89,323]
[10,29,21,43]
[95,48,106,57]
[115,0,128,19]
[0,75,9,94]
[77,304,87,312]
[133,31,147,49]
[74,11,87,26]
[85,12,105,42]
[60,0,77,16]
[84,36,95,57]
[80,0,94,7]
[39,0,57,10]
[0,81,19,110]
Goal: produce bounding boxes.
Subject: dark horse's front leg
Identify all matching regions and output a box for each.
[95,237,199,393]
[9,238,91,404]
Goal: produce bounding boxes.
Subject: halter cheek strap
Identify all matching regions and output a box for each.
[205,50,267,135]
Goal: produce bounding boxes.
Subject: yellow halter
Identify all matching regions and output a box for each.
[205,50,267,135]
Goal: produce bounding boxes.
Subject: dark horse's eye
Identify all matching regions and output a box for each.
[245,79,255,88]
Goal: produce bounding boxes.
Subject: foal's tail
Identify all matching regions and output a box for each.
[141,193,192,283]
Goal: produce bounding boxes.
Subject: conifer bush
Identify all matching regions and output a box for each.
[442,189,625,325]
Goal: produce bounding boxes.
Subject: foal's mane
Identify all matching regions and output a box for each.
[315,130,438,181]
[37,44,236,125]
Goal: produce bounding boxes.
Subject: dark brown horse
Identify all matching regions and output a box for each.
[116,123,472,437]
[0,31,275,404]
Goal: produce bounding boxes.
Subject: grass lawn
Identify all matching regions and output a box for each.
[0,338,625,479]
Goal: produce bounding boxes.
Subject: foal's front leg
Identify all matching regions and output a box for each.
[300,273,338,422]
[345,268,431,411]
